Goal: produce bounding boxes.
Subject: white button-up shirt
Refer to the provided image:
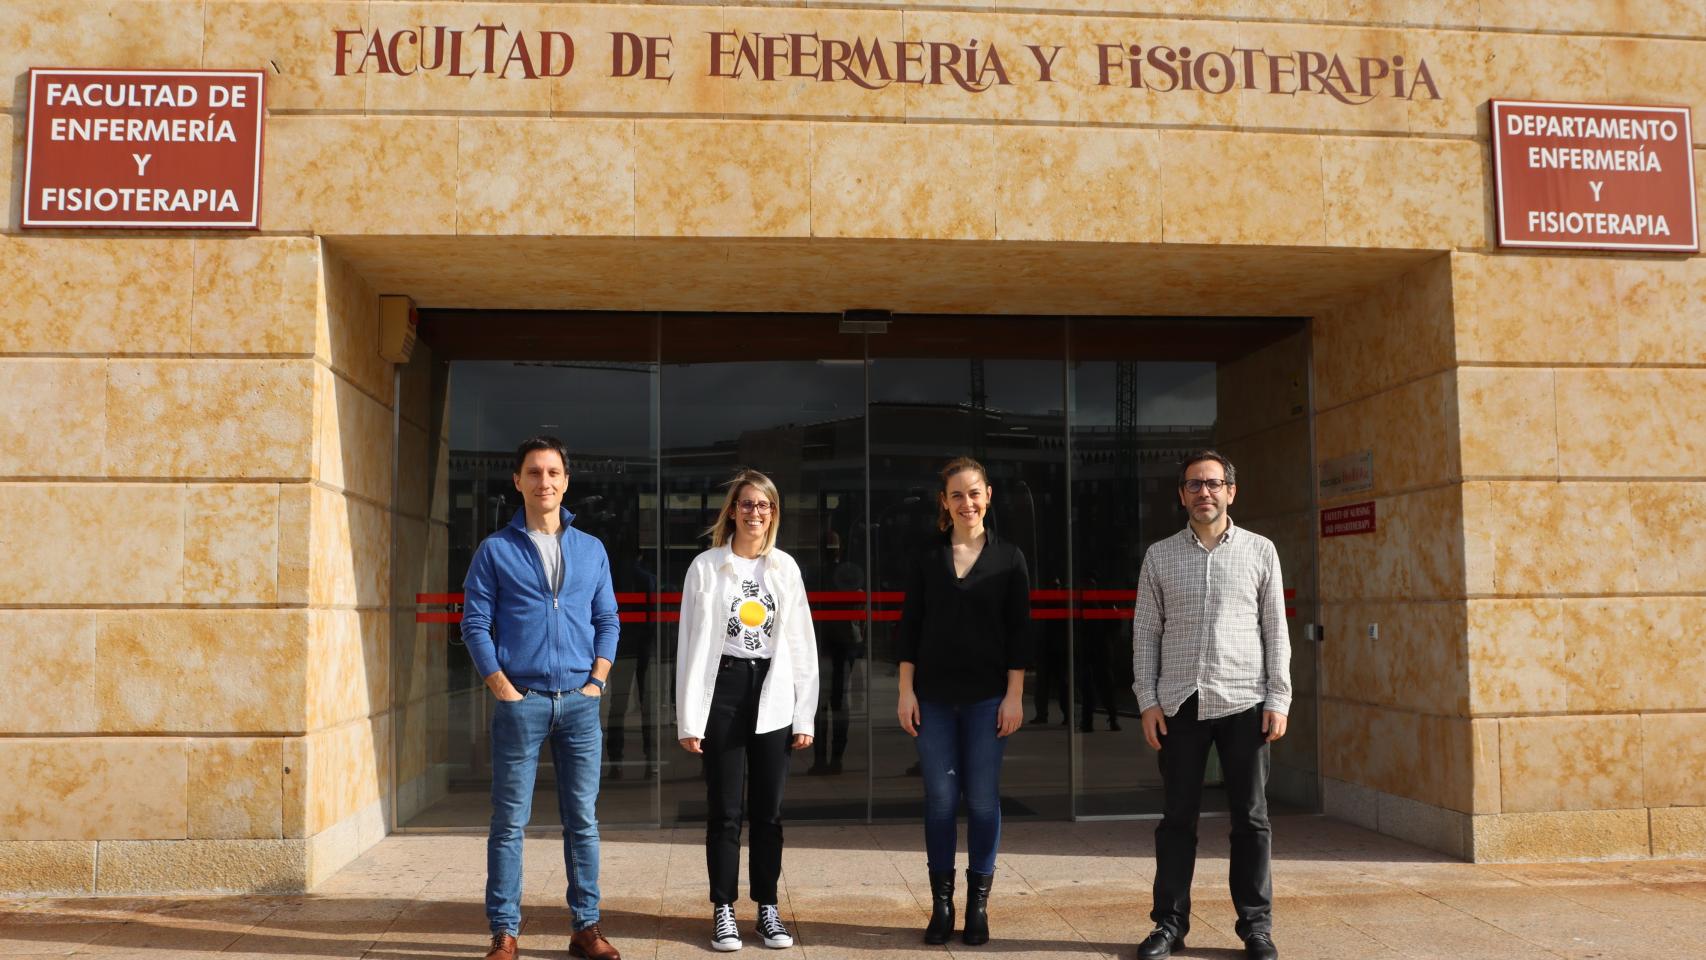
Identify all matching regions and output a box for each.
[1131,520,1292,720]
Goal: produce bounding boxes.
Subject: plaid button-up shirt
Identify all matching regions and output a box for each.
[1130,519,1292,720]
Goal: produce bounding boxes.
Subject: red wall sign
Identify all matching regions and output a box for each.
[23,68,266,229]
[1490,99,1697,252]
[1320,501,1376,538]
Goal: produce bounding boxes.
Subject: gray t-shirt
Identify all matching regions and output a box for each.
[525,527,565,595]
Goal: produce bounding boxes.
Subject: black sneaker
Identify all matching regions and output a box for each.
[711,903,742,952]
[756,904,793,948]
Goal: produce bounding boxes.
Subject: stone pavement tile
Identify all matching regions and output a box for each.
[1492,860,1666,887]
[1219,918,1404,960]
[1347,917,1564,960]
[783,848,913,887]
[1603,861,1706,884]
[790,908,934,953]
[1545,883,1706,925]
[1422,884,1605,923]
[1051,905,1144,954]
[75,917,254,955]
[942,941,1116,958]
[0,923,124,956]
[1294,889,1473,926]
[413,876,485,902]
[1017,878,1132,909]
[975,894,1085,940]
[220,926,376,958]
[145,899,284,924]
[785,886,921,914]
[1356,860,1527,894]
[314,873,435,900]
[253,898,412,924]
[366,928,495,959]
[1273,868,1410,898]
[1467,909,1678,959]
[1000,851,1149,891]
[860,823,931,855]
[1665,881,1706,904]
[1288,830,1444,863]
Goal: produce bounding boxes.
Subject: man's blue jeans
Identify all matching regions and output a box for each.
[915,696,1007,874]
[487,688,603,936]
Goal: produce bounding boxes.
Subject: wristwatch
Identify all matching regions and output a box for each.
[586,676,606,692]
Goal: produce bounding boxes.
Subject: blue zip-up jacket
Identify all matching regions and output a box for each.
[460,506,620,692]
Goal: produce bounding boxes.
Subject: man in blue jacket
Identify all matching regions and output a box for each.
[462,436,622,960]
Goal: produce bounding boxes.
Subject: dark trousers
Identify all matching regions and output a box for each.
[813,635,853,767]
[1152,694,1272,941]
[703,655,793,905]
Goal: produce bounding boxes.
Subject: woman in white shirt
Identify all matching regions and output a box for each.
[676,468,820,952]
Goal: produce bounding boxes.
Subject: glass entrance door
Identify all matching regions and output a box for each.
[866,316,1071,821]
[656,315,869,823]
[396,311,1318,830]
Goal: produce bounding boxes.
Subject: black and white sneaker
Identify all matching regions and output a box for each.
[712,903,742,951]
[756,904,793,949]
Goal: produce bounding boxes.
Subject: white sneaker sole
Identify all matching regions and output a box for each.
[759,933,793,949]
[712,937,743,952]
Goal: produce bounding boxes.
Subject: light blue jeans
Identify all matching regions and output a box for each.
[487,688,603,935]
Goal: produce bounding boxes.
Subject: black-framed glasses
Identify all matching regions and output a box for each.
[737,499,774,514]
[1182,479,1230,493]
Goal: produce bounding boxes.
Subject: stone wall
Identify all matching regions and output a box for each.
[1453,252,1706,860]
[1,0,1703,889]
[391,346,452,828]
[299,248,396,886]
[1312,256,1482,857]
[0,234,323,893]
[1217,330,1320,808]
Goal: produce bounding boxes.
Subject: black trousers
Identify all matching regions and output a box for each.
[1152,694,1272,940]
[703,655,793,905]
[813,632,853,767]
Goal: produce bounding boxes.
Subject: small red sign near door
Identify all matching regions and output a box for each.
[23,68,266,229]
[1490,99,1697,252]
[1320,501,1376,538]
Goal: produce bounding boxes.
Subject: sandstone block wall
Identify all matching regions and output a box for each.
[2,1,1703,889]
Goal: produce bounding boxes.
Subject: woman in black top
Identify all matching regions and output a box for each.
[896,457,1032,946]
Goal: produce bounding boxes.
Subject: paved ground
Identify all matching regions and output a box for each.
[5,816,1706,959]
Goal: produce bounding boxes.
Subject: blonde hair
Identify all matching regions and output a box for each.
[706,468,782,554]
[935,456,989,532]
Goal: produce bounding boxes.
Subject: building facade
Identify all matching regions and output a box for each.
[1,0,1703,894]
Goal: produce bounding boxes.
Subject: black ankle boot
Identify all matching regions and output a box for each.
[923,870,955,944]
[962,869,994,945]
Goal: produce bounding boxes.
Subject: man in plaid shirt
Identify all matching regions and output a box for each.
[1131,451,1290,960]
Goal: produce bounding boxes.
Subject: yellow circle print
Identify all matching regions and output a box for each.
[738,599,768,628]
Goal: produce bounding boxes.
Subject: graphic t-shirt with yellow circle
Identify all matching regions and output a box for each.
[722,554,777,659]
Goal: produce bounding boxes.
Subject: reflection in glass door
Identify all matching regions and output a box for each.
[657,315,869,823]
[398,311,1318,829]
[414,359,661,828]
[867,317,1071,821]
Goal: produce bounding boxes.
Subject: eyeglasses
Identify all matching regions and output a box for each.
[1182,479,1231,493]
[736,499,774,514]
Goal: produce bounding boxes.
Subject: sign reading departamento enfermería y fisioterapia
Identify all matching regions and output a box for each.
[1491,100,1698,253]
[23,69,266,229]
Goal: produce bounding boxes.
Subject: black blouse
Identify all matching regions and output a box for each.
[896,530,1033,704]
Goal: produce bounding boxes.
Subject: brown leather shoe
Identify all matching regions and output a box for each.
[569,923,620,960]
[484,932,518,960]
